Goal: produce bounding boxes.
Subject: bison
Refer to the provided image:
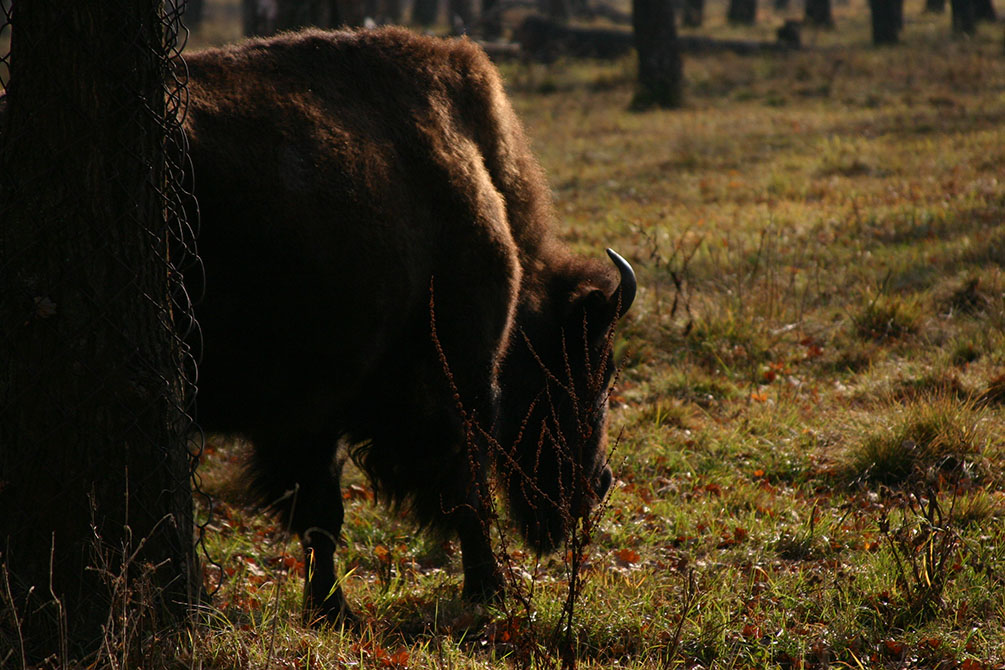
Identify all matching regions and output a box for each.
[183,26,635,624]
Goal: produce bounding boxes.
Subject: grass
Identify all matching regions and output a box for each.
[90,1,1005,667]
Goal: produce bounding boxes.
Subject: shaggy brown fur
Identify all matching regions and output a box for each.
[183,26,633,624]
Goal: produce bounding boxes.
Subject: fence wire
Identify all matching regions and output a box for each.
[0,0,214,635]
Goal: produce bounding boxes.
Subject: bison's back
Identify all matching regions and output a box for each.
[185,29,535,459]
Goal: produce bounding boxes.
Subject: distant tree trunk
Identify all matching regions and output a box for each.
[412,0,439,24]
[540,0,573,21]
[449,0,474,31]
[276,0,307,29]
[276,0,338,30]
[727,0,757,24]
[382,0,406,22]
[482,0,502,37]
[338,0,369,25]
[243,0,277,34]
[633,0,684,108]
[683,0,704,27]
[952,0,977,33]
[975,0,996,20]
[869,0,901,43]
[805,0,834,26]
[186,0,205,28]
[774,0,790,9]
[0,1,196,662]
[926,0,946,13]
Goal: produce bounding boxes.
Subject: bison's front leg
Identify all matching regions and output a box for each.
[455,483,505,603]
[301,526,354,627]
[295,463,354,628]
[247,430,353,627]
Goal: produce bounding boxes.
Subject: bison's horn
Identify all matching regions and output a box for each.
[606,248,636,318]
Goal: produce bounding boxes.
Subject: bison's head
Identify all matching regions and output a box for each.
[497,249,635,553]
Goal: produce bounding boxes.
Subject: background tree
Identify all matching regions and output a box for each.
[540,0,573,21]
[0,1,197,661]
[449,0,476,31]
[951,0,977,32]
[482,0,503,38]
[413,0,441,25]
[974,0,996,21]
[633,0,684,108]
[869,0,902,43]
[727,0,757,24]
[683,0,705,27]
[805,0,835,26]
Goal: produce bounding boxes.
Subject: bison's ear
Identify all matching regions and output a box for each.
[561,249,635,345]
[565,283,619,347]
[565,248,636,329]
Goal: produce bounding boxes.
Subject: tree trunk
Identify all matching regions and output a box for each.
[869,0,901,43]
[482,0,503,37]
[381,0,406,23]
[926,0,946,13]
[412,0,440,25]
[727,0,757,24]
[975,0,996,21]
[243,0,277,35]
[633,0,684,108]
[186,0,206,28]
[805,0,834,26]
[540,0,573,21]
[275,0,332,30]
[0,2,196,662]
[449,0,475,32]
[952,0,977,33]
[683,0,704,27]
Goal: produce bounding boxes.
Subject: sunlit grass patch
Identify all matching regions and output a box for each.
[843,395,998,488]
[851,293,923,343]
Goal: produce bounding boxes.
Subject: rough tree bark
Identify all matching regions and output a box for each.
[0,2,196,662]
[727,0,757,24]
[633,0,684,108]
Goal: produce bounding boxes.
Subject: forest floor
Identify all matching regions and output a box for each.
[175,2,1005,668]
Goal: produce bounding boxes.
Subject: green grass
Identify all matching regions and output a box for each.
[168,2,1005,668]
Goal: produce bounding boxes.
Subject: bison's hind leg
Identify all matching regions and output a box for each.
[246,430,352,627]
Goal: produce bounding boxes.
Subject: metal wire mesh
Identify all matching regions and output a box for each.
[0,0,208,650]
